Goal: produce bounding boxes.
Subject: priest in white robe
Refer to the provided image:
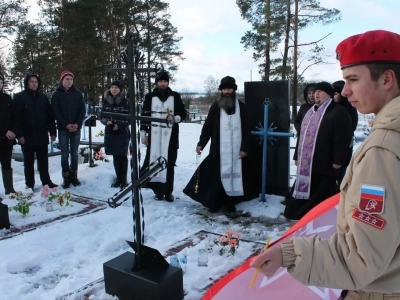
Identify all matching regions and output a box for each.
[183,76,258,213]
[140,72,187,202]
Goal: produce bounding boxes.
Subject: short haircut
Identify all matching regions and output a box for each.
[366,63,400,87]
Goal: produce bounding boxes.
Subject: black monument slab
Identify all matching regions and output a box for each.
[103,251,183,300]
[244,81,291,196]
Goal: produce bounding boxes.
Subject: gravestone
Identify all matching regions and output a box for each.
[244,81,290,196]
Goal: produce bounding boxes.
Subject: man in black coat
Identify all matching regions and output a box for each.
[183,76,257,213]
[0,73,17,197]
[14,73,58,191]
[333,80,359,188]
[51,70,85,188]
[294,83,316,133]
[140,72,187,202]
[284,81,353,220]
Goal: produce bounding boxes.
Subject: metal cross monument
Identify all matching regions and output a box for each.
[251,99,294,202]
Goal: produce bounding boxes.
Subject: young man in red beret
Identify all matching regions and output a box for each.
[51,70,85,188]
[251,30,400,299]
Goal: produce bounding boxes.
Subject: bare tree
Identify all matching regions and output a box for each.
[204,75,219,105]
[180,87,195,111]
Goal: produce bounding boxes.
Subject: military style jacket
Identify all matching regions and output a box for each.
[281,96,400,293]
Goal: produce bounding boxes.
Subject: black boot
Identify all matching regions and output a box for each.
[47,181,58,188]
[120,159,128,188]
[165,193,174,202]
[111,159,121,188]
[154,194,164,201]
[62,171,71,189]
[2,169,16,195]
[70,170,81,186]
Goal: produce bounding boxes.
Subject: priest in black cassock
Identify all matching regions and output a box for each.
[183,76,258,213]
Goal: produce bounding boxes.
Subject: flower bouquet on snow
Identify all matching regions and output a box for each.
[9,191,35,217]
[210,229,241,256]
[93,148,109,162]
[41,185,72,207]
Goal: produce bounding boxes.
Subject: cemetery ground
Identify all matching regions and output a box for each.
[0,114,372,300]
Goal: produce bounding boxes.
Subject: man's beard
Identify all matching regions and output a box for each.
[217,91,236,111]
[157,85,168,93]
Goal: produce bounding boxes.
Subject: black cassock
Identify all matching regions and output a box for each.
[183,101,258,211]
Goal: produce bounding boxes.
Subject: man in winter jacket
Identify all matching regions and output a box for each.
[51,70,85,188]
[0,73,17,196]
[251,30,400,300]
[14,73,57,190]
[333,80,359,187]
[293,83,316,133]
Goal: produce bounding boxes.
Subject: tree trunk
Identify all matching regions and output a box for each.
[60,0,67,69]
[107,1,119,63]
[146,3,151,93]
[291,0,299,121]
[282,0,291,81]
[264,0,271,81]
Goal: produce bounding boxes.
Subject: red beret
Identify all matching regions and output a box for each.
[336,30,400,69]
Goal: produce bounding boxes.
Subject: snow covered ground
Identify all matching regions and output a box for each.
[0,111,372,300]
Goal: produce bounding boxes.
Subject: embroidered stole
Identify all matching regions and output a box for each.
[149,96,174,182]
[220,99,244,196]
[293,99,332,199]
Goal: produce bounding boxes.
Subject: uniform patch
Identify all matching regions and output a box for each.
[352,208,386,230]
[358,184,385,215]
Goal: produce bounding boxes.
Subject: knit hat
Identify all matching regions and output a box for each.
[332,80,349,103]
[155,72,169,84]
[315,81,335,98]
[332,80,345,93]
[60,70,74,82]
[219,76,237,91]
[336,30,400,69]
[110,80,124,91]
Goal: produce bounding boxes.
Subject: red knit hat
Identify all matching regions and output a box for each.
[336,30,400,69]
[60,70,74,82]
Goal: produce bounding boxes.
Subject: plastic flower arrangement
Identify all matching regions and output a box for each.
[95,130,105,137]
[9,192,34,217]
[41,185,72,207]
[213,229,241,256]
[93,149,109,162]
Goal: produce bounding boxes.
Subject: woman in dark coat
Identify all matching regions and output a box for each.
[0,73,16,199]
[332,80,358,188]
[100,80,130,188]
[293,83,316,133]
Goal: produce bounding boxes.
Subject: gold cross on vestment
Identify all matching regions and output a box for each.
[165,108,173,115]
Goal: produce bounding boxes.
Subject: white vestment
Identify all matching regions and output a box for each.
[219,99,244,196]
[149,96,174,182]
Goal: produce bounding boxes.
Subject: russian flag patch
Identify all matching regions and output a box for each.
[359,184,385,215]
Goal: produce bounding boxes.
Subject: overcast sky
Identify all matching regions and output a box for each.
[25,0,400,93]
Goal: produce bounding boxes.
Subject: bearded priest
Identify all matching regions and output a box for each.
[183,76,257,214]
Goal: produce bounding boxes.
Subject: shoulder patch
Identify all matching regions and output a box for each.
[358,184,385,215]
[352,208,386,230]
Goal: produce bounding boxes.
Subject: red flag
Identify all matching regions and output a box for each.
[202,194,340,300]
